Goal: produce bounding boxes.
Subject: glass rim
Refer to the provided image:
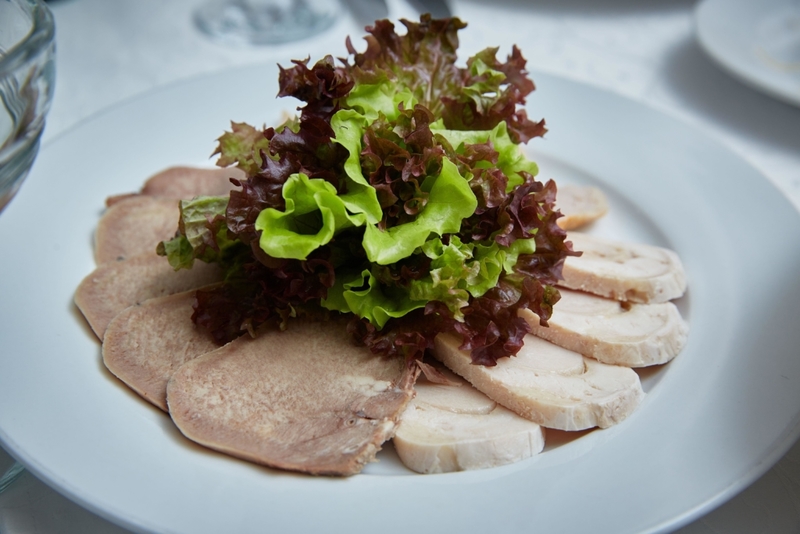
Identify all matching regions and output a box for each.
[0,0,55,77]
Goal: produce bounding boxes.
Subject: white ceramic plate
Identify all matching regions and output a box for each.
[1,65,799,534]
[695,0,800,107]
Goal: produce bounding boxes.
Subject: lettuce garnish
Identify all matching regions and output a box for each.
[158,16,578,365]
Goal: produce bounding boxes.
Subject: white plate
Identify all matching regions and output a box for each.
[695,0,800,107]
[1,65,800,534]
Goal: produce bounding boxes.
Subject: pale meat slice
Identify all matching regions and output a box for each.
[167,320,418,476]
[561,232,687,303]
[140,165,244,199]
[103,290,219,411]
[520,288,689,367]
[94,196,179,264]
[433,333,644,431]
[556,185,609,230]
[74,252,222,339]
[394,369,545,473]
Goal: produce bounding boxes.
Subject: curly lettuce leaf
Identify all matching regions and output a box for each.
[322,268,425,329]
[362,158,477,264]
[329,109,386,224]
[430,119,538,190]
[223,56,354,246]
[408,236,536,320]
[158,234,194,271]
[213,122,273,176]
[346,16,546,143]
[254,173,369,260]
[345,17,465,116]
[259,108,479,266]
[408,237,477,320]
[344,74,416,122]
[157,196,234,270]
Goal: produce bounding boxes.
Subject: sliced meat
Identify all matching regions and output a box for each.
[394,369,545,473]
[521,288,689,367]
[433,333,644,431]
[94,196,179,264]
[166,320,418,476]
[556,185,609,230]
[105,166,245,206]
[74,252,222,339]
[103,290,220,411]
[141,166,244,199]
[562,232,687,303]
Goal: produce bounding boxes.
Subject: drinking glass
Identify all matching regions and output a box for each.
[0,0,55,212]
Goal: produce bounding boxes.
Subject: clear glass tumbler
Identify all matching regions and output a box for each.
[0,0,55,212]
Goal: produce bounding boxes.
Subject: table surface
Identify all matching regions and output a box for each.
[1,0,799,532]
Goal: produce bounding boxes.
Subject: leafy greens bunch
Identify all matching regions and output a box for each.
[158,16,578,366]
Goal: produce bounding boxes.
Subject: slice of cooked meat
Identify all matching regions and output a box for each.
[555,185,609,230]
[140,166,244,199]
[94,196,179,264]
[561,232,687,304]
[74,252,222,339]
[520,288,689,367]
[394,369,545,473]
[103,290,219,411]
[105,166,245,206]
[433,333,644,431]
[167,319,418,476]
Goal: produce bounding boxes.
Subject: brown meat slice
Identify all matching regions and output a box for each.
[103,290,219,411]
[167,320,418,476]
[141,166,244,199]
[74,252,222,339]
[105,166,245,206]
[94,196,179,264]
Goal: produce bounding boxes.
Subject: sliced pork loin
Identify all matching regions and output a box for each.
[103,290,219,411]
[74,252,222,339]
[94,196,179,264]
[167,319,418,476]
[520,288,689,368]
[105,166,245,206]
[561,232,687,304]
[555,185,609,230]
[433,333,644,431]
[394,368,545,473]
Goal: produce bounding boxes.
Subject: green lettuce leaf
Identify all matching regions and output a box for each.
[461,57,508,115]
[157,195,233,270]
[408,237,477,320]
[344,75,416,122]
[254,173,368,260]
[158,234,195,271]
[321,268,425,329]
[212,122,272,176]
[362,157,477,265]
[408,236,536,320]
[430,119,538,189]
[329,109,384,224]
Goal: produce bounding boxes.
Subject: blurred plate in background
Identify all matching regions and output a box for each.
[695,0,800,107]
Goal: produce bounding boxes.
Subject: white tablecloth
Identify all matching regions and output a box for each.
[2,0,799,532]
